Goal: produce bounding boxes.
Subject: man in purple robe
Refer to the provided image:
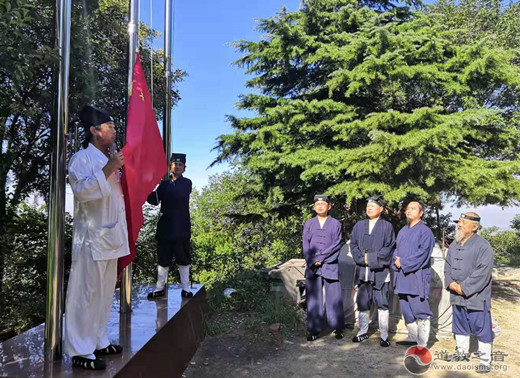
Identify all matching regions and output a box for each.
[303,194,344,341]
[350,195,395,347]
[393,201,435,348]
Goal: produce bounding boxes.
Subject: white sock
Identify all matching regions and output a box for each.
[378,309,389,340]
[478,341,492,366]
[416,318,430,347]
[357,310,369,336]
[178,264,191,292]
[455,334,470,354]
[79,354,96,360]
[155,265,169,291]
[405,322,418,342]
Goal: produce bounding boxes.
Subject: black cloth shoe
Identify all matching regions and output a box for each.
[334,330,344,339]
[181,290,193,298]
[147,288,165,300]
[72,356,106,370]
[396,340,417,346]
[307,332,320,341]
[352,333,369,343]
[475,364,491,374]
[380,338,390,347]
[94,344,123,356]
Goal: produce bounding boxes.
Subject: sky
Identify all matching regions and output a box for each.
[140,0,303,189]
[65,0,519,230]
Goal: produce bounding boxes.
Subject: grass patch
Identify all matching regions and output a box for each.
[204,270,305,338]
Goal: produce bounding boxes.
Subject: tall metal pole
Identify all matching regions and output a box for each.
[164,0,174,169]
[120,0,139,314]
[44,0,71,363]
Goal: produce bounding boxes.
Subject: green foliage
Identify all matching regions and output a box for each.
[481,227,520,266]
[131,204,160,283]
[190,170,305,286]
[0,204,72,338]
[214,0,520,222]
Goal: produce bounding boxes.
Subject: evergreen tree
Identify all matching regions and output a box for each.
[214,0,520,227]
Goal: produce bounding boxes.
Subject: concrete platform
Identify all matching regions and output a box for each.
[0,284,208,377]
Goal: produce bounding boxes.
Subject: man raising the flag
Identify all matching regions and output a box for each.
[64,105,128,370]
[147,153,193,299]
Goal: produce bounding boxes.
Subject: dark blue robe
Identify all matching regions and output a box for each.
[350,218,396,289]
[302,216,342,280]
[392,221,435,299]
[303,216,344,333]
[147,176,192,241]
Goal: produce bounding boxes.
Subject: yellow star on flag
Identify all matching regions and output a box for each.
[139,91,145,102]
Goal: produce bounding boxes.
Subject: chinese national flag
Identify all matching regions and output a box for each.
[118,53,167,276]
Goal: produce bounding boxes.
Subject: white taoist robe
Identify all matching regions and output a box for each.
[64,143,130,358]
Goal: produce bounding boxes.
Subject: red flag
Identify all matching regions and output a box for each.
[118,53,167,276]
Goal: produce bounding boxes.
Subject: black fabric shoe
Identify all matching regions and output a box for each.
[72,356,106,370]
[307,332,320,341]
[380,338,390,347]
[475,364,491,374]
[147,288,165,300]
[352,333,369,343]
[94,344,123,356]
[334,330,344,339]
[181,290,193,298]
[396,340,417,346]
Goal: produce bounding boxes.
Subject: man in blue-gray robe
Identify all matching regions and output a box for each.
[303,194,344,341]
[444,212,494,374]
[350,195,395,347]
[393,201,435,348]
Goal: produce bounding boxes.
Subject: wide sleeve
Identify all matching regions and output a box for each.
[367,223,396,270]
[400,227,434,274]
[320,221,343,263]
[68,152,111,203]
[146,181,164,205]
[460,242,494,297]
[350,223,365,267]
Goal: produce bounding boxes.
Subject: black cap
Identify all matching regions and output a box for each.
[170,153,186,164]
[367,194,387,207]
[78,105,113,128]
[453,213,481,223]
[314,194,330,203]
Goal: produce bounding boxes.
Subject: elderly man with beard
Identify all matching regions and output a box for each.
[350,195,395,347]
[444,212,494,374]
[393,201,435,348]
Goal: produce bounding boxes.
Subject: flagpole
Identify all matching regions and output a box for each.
[44,0,71,363]
[163,0,174,170]
[121,0,140,314]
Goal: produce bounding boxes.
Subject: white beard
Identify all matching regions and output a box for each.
[455,229,465,243]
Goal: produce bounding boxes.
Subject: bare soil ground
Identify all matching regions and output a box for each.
[184,268,520,378]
